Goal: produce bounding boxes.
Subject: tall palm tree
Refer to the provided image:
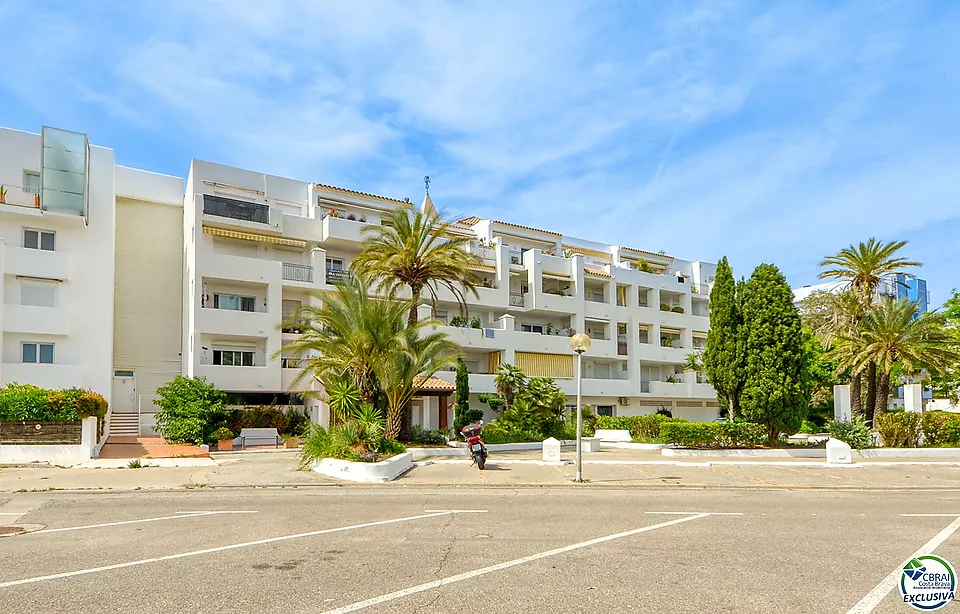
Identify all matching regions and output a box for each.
[818,238,921,413]
[352,207,484,325]
[832,300,960,423]
[279,275,408,405]
[375,327,459,440]
[494,363,527,410]
[800,289,870,417]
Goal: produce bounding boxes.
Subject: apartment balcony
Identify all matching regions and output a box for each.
[3,246,72,281]
[195,364,278,392]
[0,363,85,389]
[635,344,689,363]
[203,194,270,225]
[197,307,276,337]
[200,252,279,286]
[509,292,525,307]
[281,262,314,283]
[657,308,692,328]
[322,215,365,244]
[324,268,354,285]
[466,242,497,263]
[617,342,628,356]
[281,359,312,391]
[648,380,716,399]
[3,304,70,336]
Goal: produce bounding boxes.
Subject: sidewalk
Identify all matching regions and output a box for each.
[3,448,960,493]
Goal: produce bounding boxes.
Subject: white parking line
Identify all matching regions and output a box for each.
[846,514,960,614]
[901,514,960,517]
[423,510,488,514]
[31,511,258,535]
[0,510,465,588]
[321,513,716,614]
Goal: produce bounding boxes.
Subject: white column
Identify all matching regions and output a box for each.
[833,384,851,422]
[904,384,923,413]
[81,416,98,459]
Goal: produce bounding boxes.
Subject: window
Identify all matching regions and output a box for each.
[326,258,344,272]
[596,405,614,417]
[213,349,255,366]
[521,324,544,334]
[24,229,55,251]
[22,342,54,364]
[21,282,56,307]
[213,293,255,312]
[23,171,40,195]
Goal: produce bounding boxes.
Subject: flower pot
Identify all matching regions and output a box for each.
[284,438,299,449]
[34,194,40,208]
[218,439,233,451]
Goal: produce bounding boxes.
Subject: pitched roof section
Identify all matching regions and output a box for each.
[457,216,483,226]
[584,267,612,278]
[456,216,562,239]
[563,244,613,260]
[414,376,456,393]
[620,246,674,261]
[313,182,411,207]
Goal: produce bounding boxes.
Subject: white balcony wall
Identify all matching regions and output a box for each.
[0,363,85,389]
[195,364,278,392]
[3,246,72,281]
[3,304,70,336]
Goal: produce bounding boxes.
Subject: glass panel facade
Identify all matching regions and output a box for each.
[41,127,89,218]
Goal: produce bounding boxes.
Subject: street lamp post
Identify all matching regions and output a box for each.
[570,332,591,483]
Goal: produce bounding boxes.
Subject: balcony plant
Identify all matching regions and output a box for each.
[665,375,679,384]
[671,306,685,314]
[660,303,670,311]
[449,315,467,328]
[212,427,235,451]
[0,185,5,204]
[637,258,652,273]
[661,338,674,348]
[470,317,483,329]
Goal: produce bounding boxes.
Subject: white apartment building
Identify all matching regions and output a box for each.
[181,160,721,429]
[0,125,183,438]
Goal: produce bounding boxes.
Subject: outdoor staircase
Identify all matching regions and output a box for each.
[108,413,140,437]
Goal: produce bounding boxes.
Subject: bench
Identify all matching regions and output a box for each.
[235,428,282,450]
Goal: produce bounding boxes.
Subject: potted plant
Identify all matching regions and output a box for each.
[449,315,467,328]
[470,317,483,329]
[283,434,300,449]
[671,305,685,314]
[212,427,235,451]
[660,303,670,311]
[0,185,6,204]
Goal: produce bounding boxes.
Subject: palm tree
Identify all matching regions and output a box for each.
[279,275,408,405]
[352,207,484,325]
[375,327,459,440]
[818,238,921,413]
[832,300,960,423]
[494,363,527,410]
[800,290,870,417]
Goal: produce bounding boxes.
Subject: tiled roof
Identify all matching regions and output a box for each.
[414,376,456,393]
[584,267,612,278]
[457,216,483,226]
[620,246,674,261]
[457,216,562,238]
[314,182,411,206]
[564,244,613,260]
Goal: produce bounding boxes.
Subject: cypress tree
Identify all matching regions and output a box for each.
[454,357,471,432]
[703,257,744,420]
[739,264,811,442]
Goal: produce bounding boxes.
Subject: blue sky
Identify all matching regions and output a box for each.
[2,1,958,305]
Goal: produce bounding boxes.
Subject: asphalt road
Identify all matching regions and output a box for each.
[2,487,960,613]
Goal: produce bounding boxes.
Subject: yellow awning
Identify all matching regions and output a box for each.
[542,272,571,281]
[693,331,709,338]
[515,352,573,378]
[203,226,305,247]
[469,264,497,273]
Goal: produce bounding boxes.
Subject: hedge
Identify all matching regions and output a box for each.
[225,406,310,437]
[659,421,766,449]
[875,412,922,448]
[0,382,107,422]
[595,414,684,440]
[922,411,960,447]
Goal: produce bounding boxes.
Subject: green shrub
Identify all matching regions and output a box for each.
[481,422,540,444]
[921,411,960,446]
[799,419,822,434]
[298,405,402,465]
[827,417,872,450]
[211,427,234,441]
[659,421,765,449]
[409,425,448,445]
[454,407,485,434]
[875,412,922,448]
[154,376,227,445]
[670,305,684,314]
[0,383,108,421]
[595,414,684,441]
[378,438,406,457]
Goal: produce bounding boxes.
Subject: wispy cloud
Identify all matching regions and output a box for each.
[1,0,958,304]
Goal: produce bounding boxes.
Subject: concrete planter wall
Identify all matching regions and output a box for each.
[662,448,826,458]
[0,417,99,463]
[311,451,413,483]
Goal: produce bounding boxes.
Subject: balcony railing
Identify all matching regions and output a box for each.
[282,263,313,283]
[585,294,606,304]
[203,194,270,224]
[326,269,354,284]
[281,357,308,369]
[509,293,525,307]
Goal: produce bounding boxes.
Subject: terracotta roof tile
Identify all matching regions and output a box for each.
[414,376,456,392]
[314,182,411,206]
[584,267,612,278]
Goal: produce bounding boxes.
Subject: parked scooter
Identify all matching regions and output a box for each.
[460,422,487,470]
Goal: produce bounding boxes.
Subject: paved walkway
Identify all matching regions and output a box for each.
[98,436,208,459]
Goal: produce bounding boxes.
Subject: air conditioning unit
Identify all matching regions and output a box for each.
[617,397,630,406]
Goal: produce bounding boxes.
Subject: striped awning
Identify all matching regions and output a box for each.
[542,272,571,281]
[469,264,497,273]
[584,267,611,278]
[203,226,306,247]
[693,331,709,337]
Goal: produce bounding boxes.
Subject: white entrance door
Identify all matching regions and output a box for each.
[112,371,137,413]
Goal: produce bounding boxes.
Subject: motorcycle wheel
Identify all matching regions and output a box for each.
[477,452,486,470]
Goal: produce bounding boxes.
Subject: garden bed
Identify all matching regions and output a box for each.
[310,452,414,483]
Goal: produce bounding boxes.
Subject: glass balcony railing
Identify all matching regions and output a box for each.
[203,194,270,224]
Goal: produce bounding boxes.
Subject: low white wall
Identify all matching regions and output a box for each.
[311,452,413,483]
[662,448,826,458]
[0,417,98,463]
